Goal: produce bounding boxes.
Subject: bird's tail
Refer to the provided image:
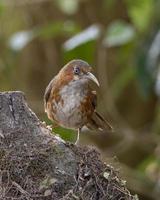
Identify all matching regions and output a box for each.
[86,111,113,132]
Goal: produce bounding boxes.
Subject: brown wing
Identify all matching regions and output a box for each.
[91,90,97,110]
[44,77,56,112]
[86,90,113,131]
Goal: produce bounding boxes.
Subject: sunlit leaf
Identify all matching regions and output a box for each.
[63,24,101,51]
[8,21,80,51]
[103,20,135,47]
[147,30,160,72]
[55,0,79,15]
[146,30,160,96]
[8,30,34,51]
[155,66,160,97]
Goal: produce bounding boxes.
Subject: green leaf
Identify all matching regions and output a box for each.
[103,20,135,47]
[127,0,154,32]
[53,126,75,142]
[63,40,96,65]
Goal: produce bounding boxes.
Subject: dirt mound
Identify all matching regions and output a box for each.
[0,91,136,200]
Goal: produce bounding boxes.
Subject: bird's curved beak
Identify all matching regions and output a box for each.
[86,72,100,87]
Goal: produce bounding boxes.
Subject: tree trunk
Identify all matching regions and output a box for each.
[0,91,135,200]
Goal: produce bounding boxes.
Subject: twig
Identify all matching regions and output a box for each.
[12,181,31,200]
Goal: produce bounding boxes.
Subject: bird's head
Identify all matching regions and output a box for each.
[59,59,99,86]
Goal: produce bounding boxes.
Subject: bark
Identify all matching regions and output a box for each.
[0,91,136,200]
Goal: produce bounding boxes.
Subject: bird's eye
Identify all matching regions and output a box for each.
[73,67,80,75]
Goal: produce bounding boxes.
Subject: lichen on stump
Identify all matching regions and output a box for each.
[0,91,136,200]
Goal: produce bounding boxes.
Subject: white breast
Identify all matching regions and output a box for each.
[53,80,88,129]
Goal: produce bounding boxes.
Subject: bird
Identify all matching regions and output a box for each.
[44,59,112,144]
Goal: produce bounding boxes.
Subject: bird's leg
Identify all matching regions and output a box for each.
[75,128,80,145]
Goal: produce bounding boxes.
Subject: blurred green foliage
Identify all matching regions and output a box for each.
[0,0,160,199]
[127,0,154,32]
[104,20,136,47]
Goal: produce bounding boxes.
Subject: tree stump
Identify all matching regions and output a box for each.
[0,91,136,200]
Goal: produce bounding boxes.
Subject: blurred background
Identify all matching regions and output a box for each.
[0,0,160,199]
